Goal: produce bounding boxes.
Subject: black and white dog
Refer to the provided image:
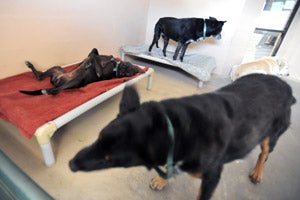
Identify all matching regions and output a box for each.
[148,17,226,61]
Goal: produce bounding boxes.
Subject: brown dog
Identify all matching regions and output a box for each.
[20,48,143,95]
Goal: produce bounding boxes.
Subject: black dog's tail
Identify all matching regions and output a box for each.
[148,21,162,52]
[154,23,162,48]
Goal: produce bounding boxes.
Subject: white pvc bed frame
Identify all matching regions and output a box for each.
[34,67,154,167]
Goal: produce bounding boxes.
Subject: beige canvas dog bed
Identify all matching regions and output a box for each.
[120,44,216,87]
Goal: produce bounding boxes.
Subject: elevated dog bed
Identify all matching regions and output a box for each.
[0,62,154,167]
[120,44,216,87]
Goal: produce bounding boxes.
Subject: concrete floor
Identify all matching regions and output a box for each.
[1,60,300,200]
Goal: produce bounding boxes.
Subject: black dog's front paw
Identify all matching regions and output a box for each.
[149,176,168,190]
[25,61,34,69]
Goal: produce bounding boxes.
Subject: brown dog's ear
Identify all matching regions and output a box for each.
[119,86,140,116]
[88,48,99,57]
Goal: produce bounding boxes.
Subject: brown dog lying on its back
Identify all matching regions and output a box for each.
[20,48,143,95]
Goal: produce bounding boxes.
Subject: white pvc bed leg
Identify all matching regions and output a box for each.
[147,69,154,90]
[35,122,57,167]
[40,143,55,167]
[198,81,204,88]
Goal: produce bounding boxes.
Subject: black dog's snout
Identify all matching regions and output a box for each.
[69,160,78,172]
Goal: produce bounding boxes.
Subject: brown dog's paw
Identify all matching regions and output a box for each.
[149,176,168,190]
[25,61,34,69]
[249,169,263,184]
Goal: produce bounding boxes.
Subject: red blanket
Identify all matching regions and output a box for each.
[0,63,148,139]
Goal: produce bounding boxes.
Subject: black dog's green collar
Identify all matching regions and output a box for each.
[111,58,121,77]
[203,20,207,39]
[154,114,175,179]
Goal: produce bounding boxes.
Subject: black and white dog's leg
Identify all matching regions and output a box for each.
[162,35,169,57]
[173,42,183,60]
[179,43,190,62]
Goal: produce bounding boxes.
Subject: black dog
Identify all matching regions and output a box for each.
[148,17,226,62]
[69,74,296,200]
[20,48,143,95]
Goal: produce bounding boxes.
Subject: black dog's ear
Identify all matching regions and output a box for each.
[119,86,140,116]
[89,48,99,57]
[209,16,217,21]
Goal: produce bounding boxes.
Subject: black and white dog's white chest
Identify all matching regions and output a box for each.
[185,37,205,44]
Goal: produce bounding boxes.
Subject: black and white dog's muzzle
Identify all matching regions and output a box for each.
[213,34,222,40]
